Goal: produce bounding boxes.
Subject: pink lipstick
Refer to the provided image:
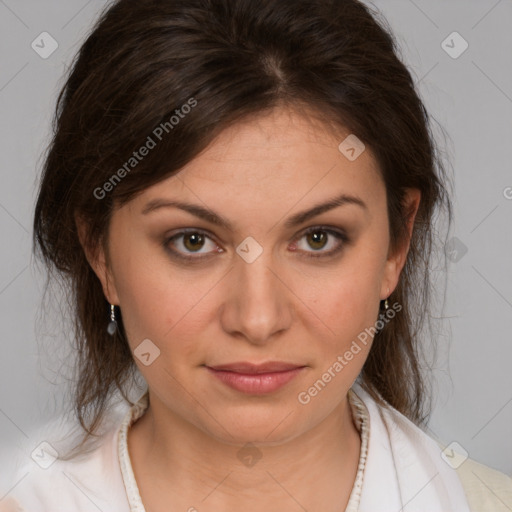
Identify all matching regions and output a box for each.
[205,361,305,394]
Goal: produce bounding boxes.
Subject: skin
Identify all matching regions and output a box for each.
[83,106,420,512]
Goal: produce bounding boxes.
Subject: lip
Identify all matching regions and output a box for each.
[208,361,304,373]
[205,361,306,394]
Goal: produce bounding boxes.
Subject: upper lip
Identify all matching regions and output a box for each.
[207,361,305,374]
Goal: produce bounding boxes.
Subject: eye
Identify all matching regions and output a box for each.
[164,225,349,262]
[164,229,221,260]
[291,226,349,259]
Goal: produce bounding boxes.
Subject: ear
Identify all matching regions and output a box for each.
[380,188,421,300]
[75,214,120,305]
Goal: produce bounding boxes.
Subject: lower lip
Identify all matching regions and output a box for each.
[206,367,305,394]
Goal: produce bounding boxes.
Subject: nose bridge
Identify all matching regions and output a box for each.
[238,251,277,301]
[222,240,291,342]
[238,240,281,303]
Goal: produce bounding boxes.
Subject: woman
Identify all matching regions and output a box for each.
[2,0,511,510]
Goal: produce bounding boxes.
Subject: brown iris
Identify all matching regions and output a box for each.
[183,233,205,252]
[306,230,328,250]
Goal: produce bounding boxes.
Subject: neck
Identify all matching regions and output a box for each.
[128,393,361,512]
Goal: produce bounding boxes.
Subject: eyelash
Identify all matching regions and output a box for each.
[163,226,349,262]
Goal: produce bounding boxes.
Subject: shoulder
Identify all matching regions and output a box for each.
[455,456,512,511]
[0,423,129,512]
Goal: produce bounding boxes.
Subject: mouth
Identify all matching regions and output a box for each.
[204,361,307,394]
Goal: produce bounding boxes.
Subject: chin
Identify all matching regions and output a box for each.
[199,405,306,447]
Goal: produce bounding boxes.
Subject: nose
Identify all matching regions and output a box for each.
[219,248,293,346]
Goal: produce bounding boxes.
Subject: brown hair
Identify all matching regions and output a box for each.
[34,0,452,454]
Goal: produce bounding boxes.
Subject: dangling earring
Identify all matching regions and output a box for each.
[380,298,389,312]
[107,304,117,335]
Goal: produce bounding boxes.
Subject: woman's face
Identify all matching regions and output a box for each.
[92,107,419,445]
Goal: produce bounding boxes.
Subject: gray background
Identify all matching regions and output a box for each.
[0,0,511,492]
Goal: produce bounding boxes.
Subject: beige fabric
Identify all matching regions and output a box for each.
[455,455,512,511]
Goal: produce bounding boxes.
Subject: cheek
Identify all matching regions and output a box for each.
[108,243,171,344]
[313,254,385,333]
[301,246,387,377]
[111,247,215,363]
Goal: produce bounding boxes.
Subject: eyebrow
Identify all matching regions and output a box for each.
[142,193,368,230]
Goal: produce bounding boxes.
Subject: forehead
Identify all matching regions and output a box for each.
[190,107,377,173]
[131,107,385,216]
